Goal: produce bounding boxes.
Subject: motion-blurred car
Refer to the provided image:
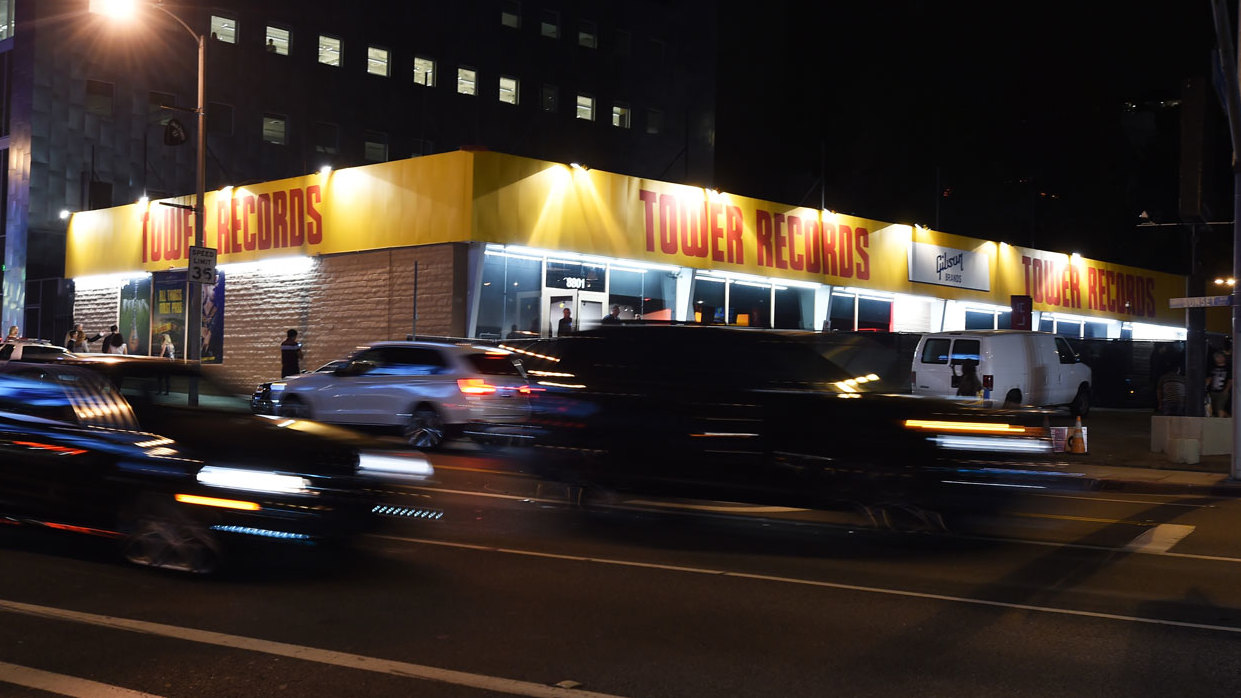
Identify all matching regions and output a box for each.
[509,325,1058,518]
[251,359,348,415]
[275,340,533,449]
[0,357,431,573]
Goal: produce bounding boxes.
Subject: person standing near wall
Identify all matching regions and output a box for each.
[281,329,304,378]
[1207,350,1232,417]
[557,308,573,337]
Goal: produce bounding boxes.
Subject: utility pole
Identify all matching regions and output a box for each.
[1208,0,1241,480]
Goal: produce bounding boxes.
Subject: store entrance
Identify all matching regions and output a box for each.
[546,291,607,337]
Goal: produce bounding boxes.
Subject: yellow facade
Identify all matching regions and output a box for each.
[67,149,1191,327]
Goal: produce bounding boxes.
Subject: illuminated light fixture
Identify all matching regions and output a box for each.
[219,255,313,275]
[932,435,1052,453]
[138,196,149,207]
[175,494,262,511]
[59,209,71,220]
[88,0,136,19]
[457,378,498,395]
[196,465,312,495]
[357,451,434,478]
[706,188,720,198]
[72,271,153,291]
[319,165,332,177]
[833,381,858,393]
[210,525,312,540]
[904,419,1033,435]
[570,162,588,171]
[497,344,561,362]
[13,440,86,456]
[537,380,586,389]
[1214,278,1236,286]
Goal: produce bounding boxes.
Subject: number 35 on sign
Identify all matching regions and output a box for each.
[188,246,217,284]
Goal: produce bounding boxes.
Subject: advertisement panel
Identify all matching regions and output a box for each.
[151,272,186,359]
[908,241,990,291]
[118,277,151,356]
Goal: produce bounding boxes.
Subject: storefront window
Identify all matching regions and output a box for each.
[1038,315,1054,333]
[1083,321,1108,338]
[964,310,994,330]
[857,297,891,331]
[774,286,813,329]
[829,293,855,331]
[478,253,542,339]
[1056,321,1082,338]
[546,260,604,291]
[996,310,1012,329]
[609,268,674,320]
[693,277,725,324]
[729,282,769,327]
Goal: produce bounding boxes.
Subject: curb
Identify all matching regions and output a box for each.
[1091,477,1241,498]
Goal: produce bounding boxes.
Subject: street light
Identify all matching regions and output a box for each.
[91,0,206,365]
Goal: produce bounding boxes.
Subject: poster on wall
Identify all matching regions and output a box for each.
[201,271,225,364]
[118,276,152,356]
[149,271,225,363]
[151,271,187,359]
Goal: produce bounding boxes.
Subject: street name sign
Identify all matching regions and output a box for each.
[1169,295,1235,308]
[188,246,217,285]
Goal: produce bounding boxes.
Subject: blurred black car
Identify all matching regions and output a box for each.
[507,325,1057,516]
[0,357,427,573]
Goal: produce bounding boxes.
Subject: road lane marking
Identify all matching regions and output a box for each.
[0,600,627,698]
[1124,524,1196,553]
[1010,512,1158,526]
[0,661,162,697]
[1035,493,1212,508]
[375,535,1241,635]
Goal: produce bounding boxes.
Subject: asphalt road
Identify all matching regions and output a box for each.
[4,445,1241,697]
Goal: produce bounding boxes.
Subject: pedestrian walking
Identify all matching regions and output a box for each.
[557,307,573,337]
[64,324,97,353]
[955,360,983,400]
[281,329,304,378]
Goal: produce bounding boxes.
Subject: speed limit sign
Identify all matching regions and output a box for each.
[189,246,217,284]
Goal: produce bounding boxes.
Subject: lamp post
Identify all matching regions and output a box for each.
[92,1,205,364]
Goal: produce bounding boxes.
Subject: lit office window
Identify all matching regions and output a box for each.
[364,131,388,162]
[265,26,289,55]
[367,46,390,76]
[85,80,113,117]
[576,94,594,121]
[499,76,519,105]
[612,104,630,128]
[261,114,287,145]
[541,84,558,112]
[413,57,436,87]
[457,67,477,96]
[540,10,559,38]
[501,1,520,29]
[318,35,342,66]
[646,108,663,134]
[578,20,597,48]
[210,15,236,43]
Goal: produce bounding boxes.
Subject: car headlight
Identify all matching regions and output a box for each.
[196,465,314,495]
[357,451,435,480]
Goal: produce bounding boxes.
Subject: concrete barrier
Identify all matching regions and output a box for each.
[1151,416,1233,463]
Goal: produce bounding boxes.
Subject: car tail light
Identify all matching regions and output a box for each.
[457,378,497,395]
[518,385,544,395]
[983,374,994,390]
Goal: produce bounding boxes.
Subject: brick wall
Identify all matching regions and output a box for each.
[72,243,468,390]
[69,286,121,348]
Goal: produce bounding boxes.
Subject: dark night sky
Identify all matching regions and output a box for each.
[715,1,1230,276]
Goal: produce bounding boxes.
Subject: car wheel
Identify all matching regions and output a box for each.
[1003,389,1022,408]
[1070,384,1091,418]
[122,495,222,574]
[405,407,446,450]
[280,396,312,419]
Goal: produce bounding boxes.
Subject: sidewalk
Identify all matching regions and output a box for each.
[1049,408,1241,496]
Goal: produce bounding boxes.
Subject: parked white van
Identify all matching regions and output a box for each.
[910,330,1092,415]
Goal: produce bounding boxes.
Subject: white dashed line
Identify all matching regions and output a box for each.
[1124,523,1197,553]
[0,660,163,697]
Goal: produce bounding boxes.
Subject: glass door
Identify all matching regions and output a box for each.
[545,290,608,336]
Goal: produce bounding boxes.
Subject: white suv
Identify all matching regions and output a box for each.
[0,339,74,362]
[277,341,532,449]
